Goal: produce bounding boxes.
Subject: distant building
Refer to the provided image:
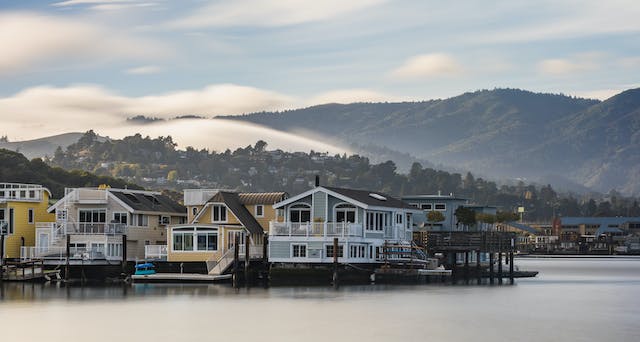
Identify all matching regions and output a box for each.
[402,194,468,231]
[0,183,55,260]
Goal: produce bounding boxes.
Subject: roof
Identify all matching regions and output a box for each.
[237,192,288,205]
[109,190,185,215]
[402,194,469,202]
[209,191,264,235]
[323,187,416,209]
[506,221,539,235]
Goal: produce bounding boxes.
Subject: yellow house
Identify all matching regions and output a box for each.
[0,183,55,260]
[167,191,287,274]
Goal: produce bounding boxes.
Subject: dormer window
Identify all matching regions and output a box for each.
[212,204,227,223]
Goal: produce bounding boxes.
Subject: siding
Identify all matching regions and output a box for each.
[2,191,55,259]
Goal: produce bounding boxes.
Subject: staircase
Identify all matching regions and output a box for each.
[207,248,236,275]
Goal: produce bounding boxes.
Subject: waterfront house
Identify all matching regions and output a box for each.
[27,187,186,262]
[402,193,468,231]
[167,190,287,274]
[0,183,55,260]
[268,186,421,264]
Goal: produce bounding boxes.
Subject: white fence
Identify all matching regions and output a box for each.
[270,222,363,237]
[20,246,123,261]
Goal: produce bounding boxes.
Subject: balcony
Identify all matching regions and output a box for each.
[64,222,127,235]
[269,222,363,237]
[0,183,44,202]
[65,188,108,204]
[20,246,123,261]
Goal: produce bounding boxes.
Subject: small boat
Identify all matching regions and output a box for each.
[134,262,156,275]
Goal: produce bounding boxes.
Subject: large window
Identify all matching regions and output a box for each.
[173,228,218,252]
[212,204,227,222]
[325,244,344,258]
[366,212,387,231]
[227,230,246,249]
[289,204,311,223]
[173,232,194,251]
[292,244,307,258]
[334,203,356,223]
[349,244,366,258]
[107,243,122,258]
[79,209,106,223]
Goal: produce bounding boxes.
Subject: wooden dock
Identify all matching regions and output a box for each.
[1,260,61,281]
[131,273,232,283]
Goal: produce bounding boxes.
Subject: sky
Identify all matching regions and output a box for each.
[1,0,639,144]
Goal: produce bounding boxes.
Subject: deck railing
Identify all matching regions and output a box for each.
[269,222,363,237]
[145,245,168,259]
[64,222,127,235]
[20,246,123,261]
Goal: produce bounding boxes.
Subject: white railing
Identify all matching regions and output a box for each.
[66,188,108,203]
[145,245,168,259]
[0,183,44,201]
[269,221,364,237]
[20,246,122,261]
[63,222,127,235]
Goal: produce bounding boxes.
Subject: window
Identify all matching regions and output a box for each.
[435,203,446,211]
[289,204,311,223]
[292,244,307,258]
[28,190,35,198]
[325,244,344,258]
[197,232,218,251]
[79,209,106,223]
[113,212,128,224]
[406,213,412,230]
[255,205,264,217]
[396,213,403,224]
[19,190,26,198]
[212,204,227,222]
[349,244,366,258]
[107,243,122,258]
[0,209,4,222]
[131,214,148,227]
[159,216,170,225]
[335,203,356,223]
[421,204,433,210]
[192,207,198,216]
[173,232,194,251]
[227,230,246,249]
[366,212,387,231]
[28,208,34,224]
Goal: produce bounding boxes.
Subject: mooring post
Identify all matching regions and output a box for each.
[464,251,469,283]
[65,234,71,281]
[489,252,494,284]
[497,252,503,284]
[233,234,240,288]
[476,250,481,285]
[509,251,515,284]
[332,237,339,288]
[244,237,250,287]
[0,234,5,283]
[121,234,128,270]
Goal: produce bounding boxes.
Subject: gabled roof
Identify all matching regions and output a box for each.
[109,190,186,215]
[209,191,264,235]
[274,186,417,211]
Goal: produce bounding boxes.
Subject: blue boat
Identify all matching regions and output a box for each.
[134,262,156,275]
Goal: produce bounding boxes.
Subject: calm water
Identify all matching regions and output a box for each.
[1,258,639,342]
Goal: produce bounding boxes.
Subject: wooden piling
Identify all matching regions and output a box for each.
[233,234,239,288]
[497,252,503,284]
[509,252,514,284]
[121,234,128,274]
[464,251,469,283]
[489,252,494,284]
[332,237,339,288]
[476,250,481,284]
[65,234,70,281]
[0,234,5,282]
[244,238,250,287]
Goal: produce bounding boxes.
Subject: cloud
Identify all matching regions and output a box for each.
[0,12,167,75]
[125,65,163,75]
[168,0,385,29]
[0,83,348,153]
[309,89,405,104]
[537,53,602,75]
[389,53,463,80]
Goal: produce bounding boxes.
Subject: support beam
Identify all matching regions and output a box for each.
[233,234,239,288]
[509,252,515,284]
[65,234,70,281]
[121,234,127,274]
[476,250,481,284]
[244,238,250,287]
[498,252,503,284]
[332,237,339,288]
[464,252,469,283]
